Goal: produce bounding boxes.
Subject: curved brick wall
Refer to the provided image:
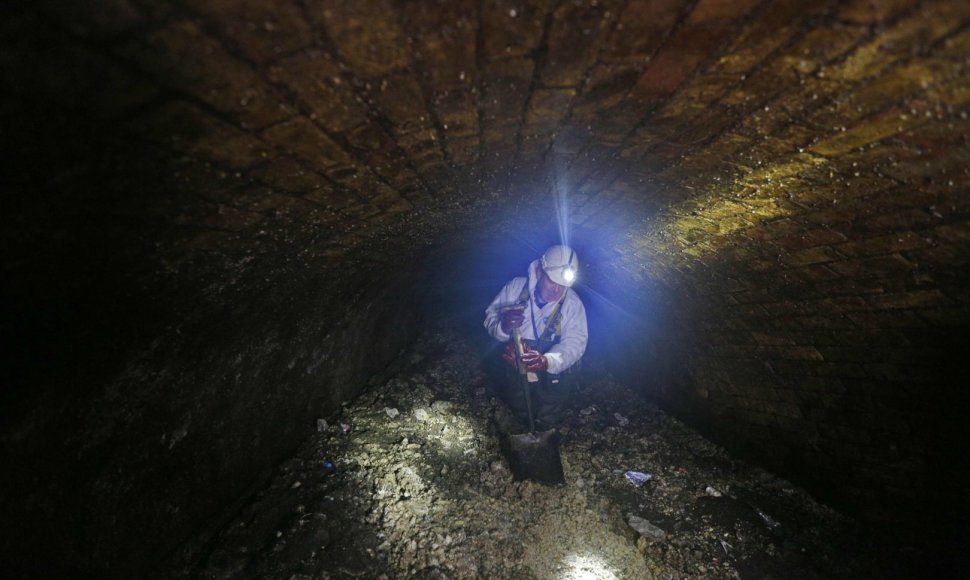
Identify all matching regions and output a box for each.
[2,0,968,575]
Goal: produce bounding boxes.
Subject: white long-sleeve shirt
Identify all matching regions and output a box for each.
[484,260,588,374]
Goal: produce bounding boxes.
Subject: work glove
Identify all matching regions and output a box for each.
[520,344,548,373]
[499,308,524,334]
[501,342,517,368]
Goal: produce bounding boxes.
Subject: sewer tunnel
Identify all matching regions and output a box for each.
[1,0,968,577]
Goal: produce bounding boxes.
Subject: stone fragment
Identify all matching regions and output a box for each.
[628,515,666,541]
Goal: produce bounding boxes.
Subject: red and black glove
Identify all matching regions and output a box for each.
[501,341,517,368]
[499,308,524,334]
[519,344,549,373]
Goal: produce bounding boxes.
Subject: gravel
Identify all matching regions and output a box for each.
[166,321,907,579]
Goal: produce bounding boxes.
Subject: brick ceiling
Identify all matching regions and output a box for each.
[5,0,969,280]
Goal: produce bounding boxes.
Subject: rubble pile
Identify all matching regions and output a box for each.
[168,322,903,579]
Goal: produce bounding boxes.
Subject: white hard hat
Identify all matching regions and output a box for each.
[541,245,578,287]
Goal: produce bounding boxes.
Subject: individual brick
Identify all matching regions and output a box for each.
[601,0,686,62]
[837,0,919,24]
[539,0,620,88]
[174,202,265,231]
[434,89,480,138]
[261,116,354,171]
[845,310,928,328]
[482,0,550,60]
[781,246,844,268]
[867,290,953,310]
[523,88,576,138]
[249,156,325,193]
[127,20,292,129]
[129,100,270,169]
[398,0,478,91]
[823,0,966,83]
[630,25,733,104]
[315,0,411,78]
[809,106,929,156]
[193,0,314,64]
[45,0,147,36]
[931,222,970,243]
[369,74,433,134]
[481,57,534,130]
[775,228,849,252]
[826,254,914,278]
[266,52,369,133]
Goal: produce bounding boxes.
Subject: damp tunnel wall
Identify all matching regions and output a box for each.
[587,221,970,549]
[2,223,433,577]
[3,0,970,576]
[0,15,438,569]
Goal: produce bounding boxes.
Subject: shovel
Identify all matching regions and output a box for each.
[503,325,565,485]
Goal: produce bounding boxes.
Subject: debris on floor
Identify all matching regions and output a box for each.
[167,322,907,579]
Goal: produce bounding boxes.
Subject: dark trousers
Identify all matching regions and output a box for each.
[495,359,578,429]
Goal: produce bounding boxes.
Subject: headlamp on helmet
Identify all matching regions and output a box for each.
[541,245,578,287]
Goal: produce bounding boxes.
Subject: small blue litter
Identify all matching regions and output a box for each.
[625,471,652,487]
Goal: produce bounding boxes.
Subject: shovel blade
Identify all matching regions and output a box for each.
[505,429,564,485]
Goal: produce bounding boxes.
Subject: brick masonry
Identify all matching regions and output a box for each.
[2,0,969,573]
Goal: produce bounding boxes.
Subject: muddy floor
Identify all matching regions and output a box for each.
[165,321,914,579]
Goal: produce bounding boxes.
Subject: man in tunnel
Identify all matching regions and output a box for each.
[484,245,588,428]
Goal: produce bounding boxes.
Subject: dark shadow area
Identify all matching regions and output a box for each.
[0,8,432,577]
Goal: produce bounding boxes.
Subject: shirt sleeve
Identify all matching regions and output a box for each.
[542,296,588,374]
[484,277,526,342]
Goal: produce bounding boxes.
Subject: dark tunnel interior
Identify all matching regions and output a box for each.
[2,0,969,577]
